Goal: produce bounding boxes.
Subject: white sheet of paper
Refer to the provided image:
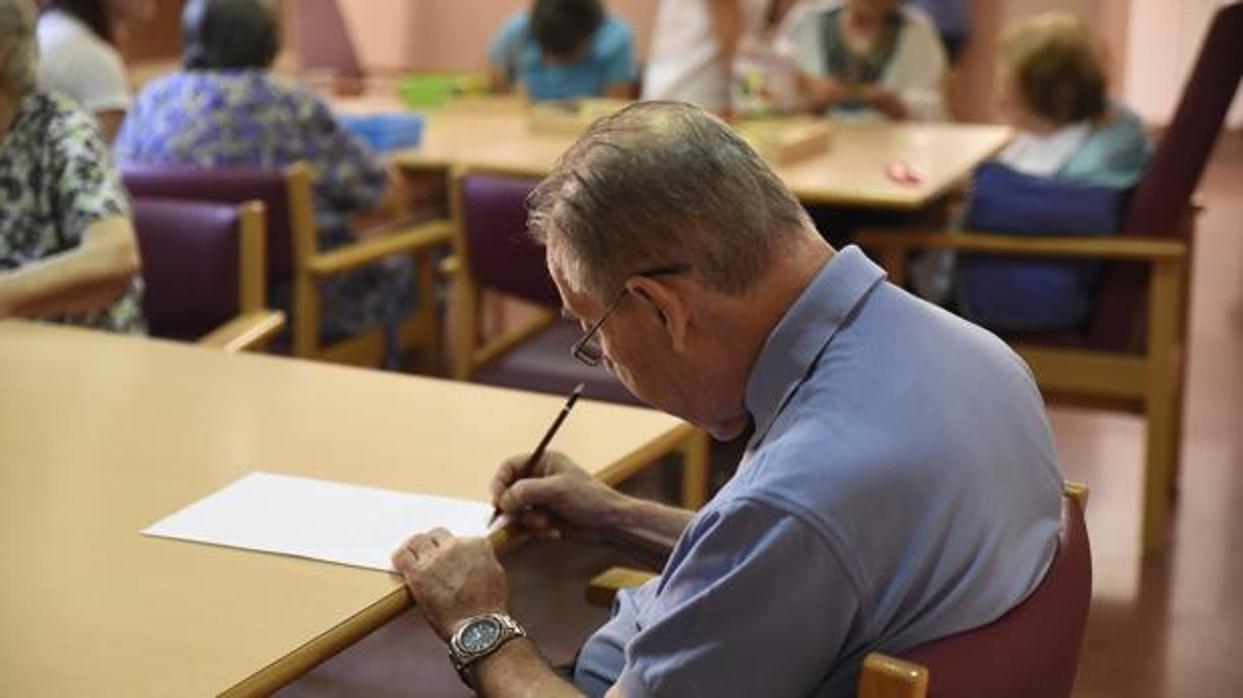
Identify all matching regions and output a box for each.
[142,471,492,572]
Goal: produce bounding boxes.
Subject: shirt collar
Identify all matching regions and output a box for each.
[744,245,886,446]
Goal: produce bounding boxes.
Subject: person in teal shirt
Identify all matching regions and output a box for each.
[488,0,636,101]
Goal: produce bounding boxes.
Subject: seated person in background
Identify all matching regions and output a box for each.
[115,0,413,353]
[389,103,1062,697]
[777,0,948,120]
[489,0,636,101]
[993,13,1148,188]
[1,0,144,332]
[948,12,1152,331]
[36,0,156,141]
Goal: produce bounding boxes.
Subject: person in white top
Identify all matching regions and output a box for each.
[642,0,788,112]
[777,0,948,120]
[36,0,154,140]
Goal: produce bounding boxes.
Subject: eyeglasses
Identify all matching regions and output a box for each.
[570,265,690,367]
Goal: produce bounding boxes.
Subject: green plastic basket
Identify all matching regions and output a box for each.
[399,73,488,108]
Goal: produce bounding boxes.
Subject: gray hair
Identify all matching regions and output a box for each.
[0,0,36,93]
[528,101,811,301]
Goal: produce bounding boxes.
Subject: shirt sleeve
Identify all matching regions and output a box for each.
[41,40,131,113]
[49,102,130,245]
[299,91,388,213]
[488,12,527,84]
[599,19,638,85]
[615,499,864,698]
[886,11,948,121]
[774,3,829,76]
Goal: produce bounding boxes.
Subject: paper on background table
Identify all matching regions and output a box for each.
[142,471,492,572]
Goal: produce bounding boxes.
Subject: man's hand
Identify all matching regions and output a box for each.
[391,528,509,641]
[490,451,629,544]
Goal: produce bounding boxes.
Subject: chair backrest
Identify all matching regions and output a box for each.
[1087,2,1243,350]
[458,173,561,308]
[122,162,298,283]
[132,198,250,340]
[900,489,1091,698]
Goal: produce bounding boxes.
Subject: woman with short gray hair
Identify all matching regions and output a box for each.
[0,0,145,332]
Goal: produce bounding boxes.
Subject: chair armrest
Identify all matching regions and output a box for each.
[198,309,286,353]
[586,567,657,608]
[305,220,455,278]
[857,653,928,698]
[856,228,1187,262]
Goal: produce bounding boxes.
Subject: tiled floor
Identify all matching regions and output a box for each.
[281,139,1243,697]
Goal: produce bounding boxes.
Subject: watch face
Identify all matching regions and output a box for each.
[459,617,502,653]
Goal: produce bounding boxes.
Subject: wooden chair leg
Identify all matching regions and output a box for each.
[1141,259,1184,554]
[679,429,710,510]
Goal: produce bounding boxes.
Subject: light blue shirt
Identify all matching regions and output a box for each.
[574,246,1063,697]
[488,12,636,101]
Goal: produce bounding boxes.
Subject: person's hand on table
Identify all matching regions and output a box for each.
[799,75,849,113]
[490,450,629,545]
[391,528,509,641]
[858,86,909,120]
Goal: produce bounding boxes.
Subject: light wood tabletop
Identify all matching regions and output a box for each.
[0,320,696,697]
[374,97,1011,210]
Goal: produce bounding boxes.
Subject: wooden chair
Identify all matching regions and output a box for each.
[446,168,710,507]
[856,3,1242,552]
[122,161,453,368]
[131,197,284,352]
[587,482,1092,698]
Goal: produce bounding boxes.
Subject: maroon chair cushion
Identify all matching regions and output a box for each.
[461,174,562,308]
[132,198,242,341]
[1087,3,1243,351]
[470,320,643,406]
[903,495,1092,698]
[121,163,295,284]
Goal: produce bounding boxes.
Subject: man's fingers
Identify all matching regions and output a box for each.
[498,476,560,514]
[490,455,532,502]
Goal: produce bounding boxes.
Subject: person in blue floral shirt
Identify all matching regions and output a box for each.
[115,0,411,351]
[0,0,144,333]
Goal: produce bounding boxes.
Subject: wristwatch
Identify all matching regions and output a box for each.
[448,612,527,687]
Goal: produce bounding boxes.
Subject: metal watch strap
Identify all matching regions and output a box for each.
[449,613,527,688]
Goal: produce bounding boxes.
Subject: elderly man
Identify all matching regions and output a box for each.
[392,102,1062,697]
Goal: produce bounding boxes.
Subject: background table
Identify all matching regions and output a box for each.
[0,321,697,696]
[379,98,1011,210]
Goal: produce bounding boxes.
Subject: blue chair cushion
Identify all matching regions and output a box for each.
[959,162,1129,331]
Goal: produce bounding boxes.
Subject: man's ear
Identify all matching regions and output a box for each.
[626,275,690,354]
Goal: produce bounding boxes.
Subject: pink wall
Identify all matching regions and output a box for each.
[334,0,660,72]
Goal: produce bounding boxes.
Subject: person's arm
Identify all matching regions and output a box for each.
[707,0,745,71]
[492,451,693,570]
[0,216,140,318]
[600,19,638,99]
[94,109,126,143]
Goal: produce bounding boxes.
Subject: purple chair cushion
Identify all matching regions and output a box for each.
[132,198,242,341]
[121,163,295,283]
[470,320,643,406]
[461,174,561,308]
[1088,3,1242,351]
[903,495,1091,698]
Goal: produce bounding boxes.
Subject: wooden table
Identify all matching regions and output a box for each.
[373,97,1011,210]
[0,321,701,696]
